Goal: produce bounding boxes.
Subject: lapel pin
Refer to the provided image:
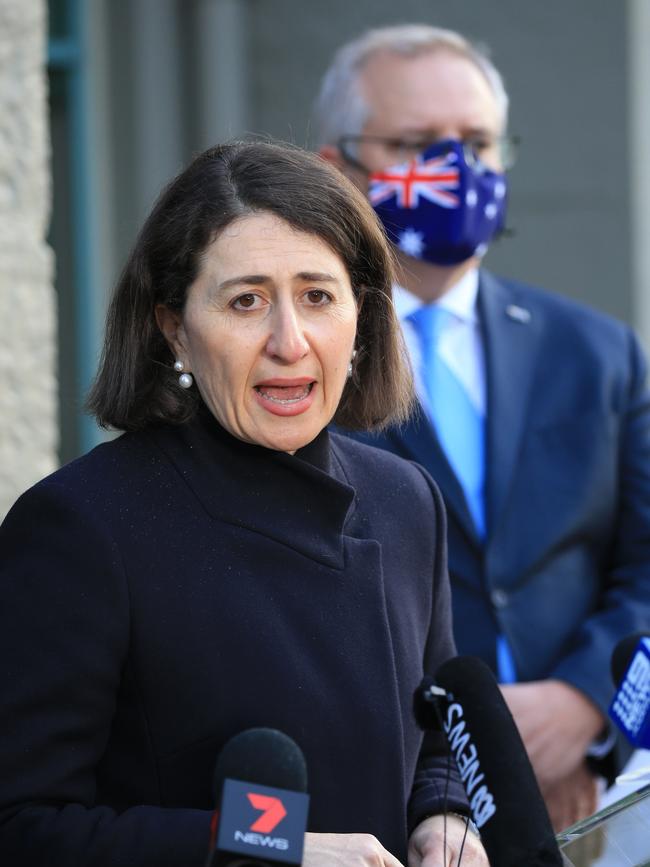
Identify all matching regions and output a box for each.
[505,304,531,324]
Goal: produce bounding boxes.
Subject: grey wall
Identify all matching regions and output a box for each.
[247,0,631,322]
[48,0,637,463]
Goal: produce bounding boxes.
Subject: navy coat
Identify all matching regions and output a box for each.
[347,271,650,777]
[0,411,465,865]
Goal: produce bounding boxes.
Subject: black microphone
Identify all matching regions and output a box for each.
[609,633,650,749]
[206,728,309,867]
[415,655,563,866]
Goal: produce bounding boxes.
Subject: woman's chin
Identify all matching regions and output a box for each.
[248,414,325,454]
[259,424,319,454]
[205,409,319,454]
[228,396,333,453]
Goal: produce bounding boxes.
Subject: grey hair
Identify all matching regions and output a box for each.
[312,24,509,148]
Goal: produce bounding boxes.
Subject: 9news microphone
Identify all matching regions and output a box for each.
[206,728,309,867]
[609,633,650,749]
[415,655,563,867]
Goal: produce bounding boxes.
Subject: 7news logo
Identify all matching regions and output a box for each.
[218,778,309,865]
[233,793,289,849]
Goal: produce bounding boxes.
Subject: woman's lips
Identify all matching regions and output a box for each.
[253,380,316,416]
[257,384,312,403]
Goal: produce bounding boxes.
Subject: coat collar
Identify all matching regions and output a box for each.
[148,409,356,570]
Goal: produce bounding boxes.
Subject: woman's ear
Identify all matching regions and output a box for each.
[155,304,187,359]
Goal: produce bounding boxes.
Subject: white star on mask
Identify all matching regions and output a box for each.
[398,228,426,258]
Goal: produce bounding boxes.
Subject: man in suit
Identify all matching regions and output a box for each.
[314,23,650,829]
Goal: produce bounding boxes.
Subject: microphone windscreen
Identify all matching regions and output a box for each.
[435,656,563,866]
[413,675,442,731]
[213,728,308,803]
[611,634,649,686]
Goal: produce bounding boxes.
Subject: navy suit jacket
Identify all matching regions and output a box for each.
[0,412,466,866]
[348,271,650,775]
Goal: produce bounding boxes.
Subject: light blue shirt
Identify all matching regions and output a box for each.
[393,269,486,422]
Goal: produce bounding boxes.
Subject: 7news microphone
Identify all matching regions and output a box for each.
[609,633,650,751]
[205,727,309,867]
[415,655,564,867]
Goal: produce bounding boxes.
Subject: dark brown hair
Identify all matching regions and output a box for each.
[87,140,413,431]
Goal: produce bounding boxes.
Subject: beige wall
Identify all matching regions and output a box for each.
[0,0,56,518]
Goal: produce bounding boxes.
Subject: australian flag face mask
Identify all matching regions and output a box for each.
[368,138,508,266]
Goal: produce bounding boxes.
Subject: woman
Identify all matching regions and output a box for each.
[0,141,487,866]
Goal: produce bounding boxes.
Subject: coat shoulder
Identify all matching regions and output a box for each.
[3,429,165,528]
[329,431,441,512]
[485,271,633,345]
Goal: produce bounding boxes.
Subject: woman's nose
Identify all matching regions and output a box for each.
[265,305,310,363]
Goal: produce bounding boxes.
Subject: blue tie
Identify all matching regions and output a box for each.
[408,305,486,537]
[408,305,518,683]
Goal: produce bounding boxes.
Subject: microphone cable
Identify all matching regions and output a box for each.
[414,676,471,866]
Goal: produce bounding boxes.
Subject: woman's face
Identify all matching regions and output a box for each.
[158,212,358,453]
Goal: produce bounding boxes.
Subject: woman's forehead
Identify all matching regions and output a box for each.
[198,213,351,283]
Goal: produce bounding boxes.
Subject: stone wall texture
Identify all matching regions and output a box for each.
[0,0,56,518]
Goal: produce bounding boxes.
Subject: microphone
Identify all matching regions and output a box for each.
[206,728,309,867]
[415,655,563,866]
[609,634,650,750]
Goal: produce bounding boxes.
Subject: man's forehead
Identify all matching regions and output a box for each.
[359,45,487,90]
[358,47,502,134]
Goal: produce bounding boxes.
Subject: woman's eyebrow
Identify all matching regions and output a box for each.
[295,271,338,283]
[216,272,339,292]
[216,274,269,292]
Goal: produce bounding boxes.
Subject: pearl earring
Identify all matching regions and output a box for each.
[347,349,358,379]
[174,359,193,389]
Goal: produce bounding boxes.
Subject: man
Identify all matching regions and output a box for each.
[314,24,650,830]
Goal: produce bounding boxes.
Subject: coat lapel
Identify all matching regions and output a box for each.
[391,406,481,546]
[479,272,542,542]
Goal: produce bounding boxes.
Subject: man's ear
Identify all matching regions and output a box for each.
[318,144,366,190]
[155,304,187,361]
[318,144,346,171]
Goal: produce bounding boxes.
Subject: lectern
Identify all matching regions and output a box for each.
[557,782,650,866]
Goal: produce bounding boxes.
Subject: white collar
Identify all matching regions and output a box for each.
[393,268,480,324]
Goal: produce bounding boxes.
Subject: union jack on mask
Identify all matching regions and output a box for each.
[368,139,507,266]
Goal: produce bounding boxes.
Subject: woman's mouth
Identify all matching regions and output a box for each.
[255,383,314,404]
[253,380,316,416]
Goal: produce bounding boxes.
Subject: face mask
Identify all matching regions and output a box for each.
[368,139,508,266]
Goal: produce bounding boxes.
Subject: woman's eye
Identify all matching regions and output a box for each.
[232,293,259,310]
[305,289,331,305]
